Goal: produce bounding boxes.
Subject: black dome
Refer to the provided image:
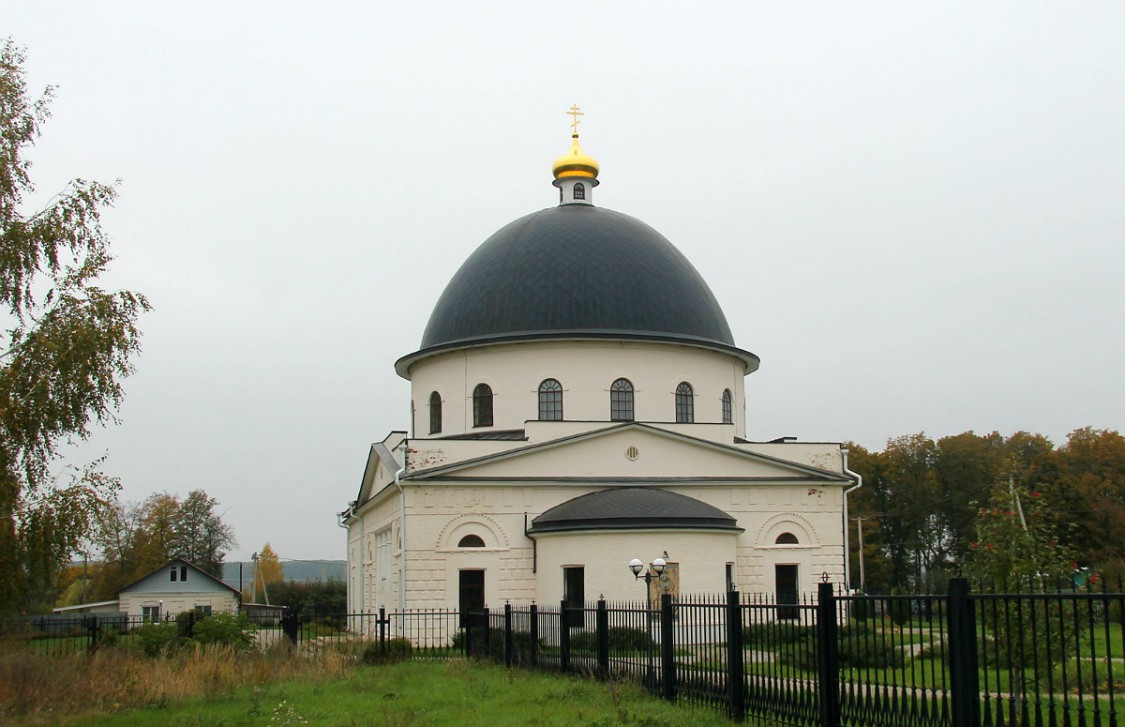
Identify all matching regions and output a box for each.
[397,205,758,376]
[527,487,742,534]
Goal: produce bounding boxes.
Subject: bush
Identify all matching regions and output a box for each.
[138,621,182,656]
[775,623,904,671]
[849,593,872,621]
[452,627,542,660]
[362,637,413,664]
[192,612,255,650]
[886,592,913,627]
[743,622,813,648]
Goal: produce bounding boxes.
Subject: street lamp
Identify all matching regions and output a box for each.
[628,556,667,688]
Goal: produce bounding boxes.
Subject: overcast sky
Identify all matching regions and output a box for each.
[7,3,1123,561]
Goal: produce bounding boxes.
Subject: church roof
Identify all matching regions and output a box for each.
[396,205,759,377]
[527,487,743,534]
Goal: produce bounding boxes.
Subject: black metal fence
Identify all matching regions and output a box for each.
[3,579,1123,727]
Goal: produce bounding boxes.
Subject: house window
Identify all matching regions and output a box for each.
[194,605,212,618]
[473,384,493,427]
[776,532,799,545]
[181,566,188,581]
[675,382,694,423]
[610,378,634,421]
[429,391,442,434]
[142,605,160,623]
[458,534,486,548]
[170,567,177,582]
[573,182,585,200]
[538,379,563,421]
[726,562,735,592]
[722,389,732,424]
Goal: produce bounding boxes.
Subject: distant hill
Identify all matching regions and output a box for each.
[222,560,344,589]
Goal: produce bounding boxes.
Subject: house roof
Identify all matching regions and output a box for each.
[117,558,242,597]
[528,487,743,534]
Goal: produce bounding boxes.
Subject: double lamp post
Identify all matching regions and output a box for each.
[629,555,666,687]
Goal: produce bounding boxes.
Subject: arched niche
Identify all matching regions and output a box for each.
[436,513,509,551]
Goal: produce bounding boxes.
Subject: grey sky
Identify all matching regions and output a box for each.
[7,2,1123,560]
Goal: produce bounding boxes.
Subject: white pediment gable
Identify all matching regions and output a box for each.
[410,425,845,483]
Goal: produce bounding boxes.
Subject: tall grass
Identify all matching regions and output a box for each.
[0,642,353,725]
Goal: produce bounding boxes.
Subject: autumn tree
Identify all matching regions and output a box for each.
[1057,427,1125,569]
[0,41,150,613]
[256,542,284,585]
[173,489,235,577]
[90,489,236,593]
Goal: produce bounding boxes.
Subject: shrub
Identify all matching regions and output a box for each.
[452,627,542,660]
[606,627,652,652]
[138,621,182,656]
[836,624,905,668]
[743,622,813,648]
[886,592,912,627]
[192,612,255,650]
[849,593,872,621]
[775,623,904,670]
[175,611,196,639]
[362,637,413,664]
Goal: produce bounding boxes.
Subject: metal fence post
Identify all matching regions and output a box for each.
[378,607,387,654]
[596,598,609,679]
[482,607,491,661]
[947,577,981,727]
[726,589,746,721]
[661,593,676,703]
[281,610,298,646]
[504,602,513,668]
[87,615,98,652]
[560,599,571,672]
[816,582,841,727]
[529,603,539,668]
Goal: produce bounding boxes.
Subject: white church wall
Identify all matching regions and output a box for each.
[408,341,747,438]
[738,442,846,474]
[534,529,738,604]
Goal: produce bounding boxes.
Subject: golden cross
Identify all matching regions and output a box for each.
[567,104,584,134]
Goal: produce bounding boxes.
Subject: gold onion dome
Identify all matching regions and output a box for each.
[552,104,599,181]
[552,134,600,180]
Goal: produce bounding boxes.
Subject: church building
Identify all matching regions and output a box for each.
[339,110,858,617]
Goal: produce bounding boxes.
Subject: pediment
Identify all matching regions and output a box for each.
[408,424,847,484]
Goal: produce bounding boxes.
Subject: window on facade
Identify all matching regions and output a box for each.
[573,182,585,200]
[170,567,177,582]
[722,389,732,424]
[675,382,694,423]
[142,605,160,623]
[775,532,799,545]
[473,384,494,427]
[194,605,212,618]
[610,378,634,421]
[376,529,392,581]
[538,378,563,421]
[429,391,442,434]
[181,566,188,581]
[564,566,585,628]
[458,534,486,548]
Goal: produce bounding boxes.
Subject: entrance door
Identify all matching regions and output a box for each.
[563,566,584,628]
[459,570,485,628]
[776,564,799,620]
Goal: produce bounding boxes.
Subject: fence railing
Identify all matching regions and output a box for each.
[3,578,1123,727]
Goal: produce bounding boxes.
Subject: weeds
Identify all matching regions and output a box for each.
[0,642,350,725]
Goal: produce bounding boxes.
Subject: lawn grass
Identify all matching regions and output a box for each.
[45,660,745,727]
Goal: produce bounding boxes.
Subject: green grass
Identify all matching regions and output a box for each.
[47,660,750,727]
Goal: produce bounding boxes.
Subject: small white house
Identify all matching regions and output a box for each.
[118,558,241,621]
